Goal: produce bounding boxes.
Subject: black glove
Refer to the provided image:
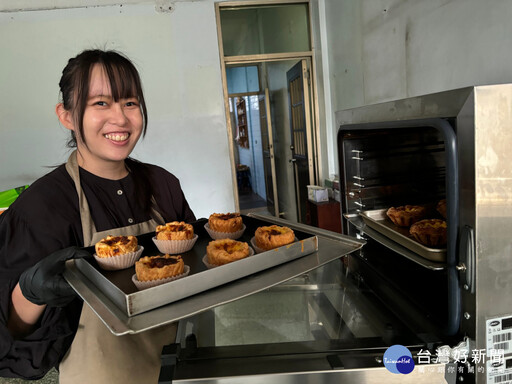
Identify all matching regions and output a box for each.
[19,246,90,307]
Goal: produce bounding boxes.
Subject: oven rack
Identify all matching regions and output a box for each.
[345,214,446,271]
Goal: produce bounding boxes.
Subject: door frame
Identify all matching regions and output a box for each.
[215,0,322,214]
[287,59,315,223]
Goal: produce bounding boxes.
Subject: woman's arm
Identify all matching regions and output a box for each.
[7,283,46,338]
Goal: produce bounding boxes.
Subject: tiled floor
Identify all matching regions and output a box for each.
[0,368,58,383]
[239,191,267,211]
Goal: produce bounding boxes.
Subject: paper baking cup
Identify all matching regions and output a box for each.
[152,234,198,254]
[132,265,190,290]
[250,237,267,254]
[204,223,246,240]
[202,247,255,269]
[250,237,298,254]
[94,246,144,271]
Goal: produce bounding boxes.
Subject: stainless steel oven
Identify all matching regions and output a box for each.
[161,85,512,384]
[335,84,512,384]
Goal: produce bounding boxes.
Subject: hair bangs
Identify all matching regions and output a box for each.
[103,59,140,102]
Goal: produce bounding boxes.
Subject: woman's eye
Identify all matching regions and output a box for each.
[95,101,107,106]
[125,101,139,107]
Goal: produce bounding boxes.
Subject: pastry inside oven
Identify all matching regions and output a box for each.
[156,221,194,240]
[409,219,447,247]
[386,205,427,227]
[95,235,138,258]
[135,254,184,281]
[254,225,295,251]
[206,239,250,266]
[208,212,243,233]
[436,199,447,219]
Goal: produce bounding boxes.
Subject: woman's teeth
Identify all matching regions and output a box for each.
[104,133,129,142]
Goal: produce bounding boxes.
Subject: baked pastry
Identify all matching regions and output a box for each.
[254,225,295,251]
[95,235,138,258]
[206,239,250,266]
[208,213,243,233]
[410,219,447,247]
[135,254,185,281]
[436,199,447,219]
[156,221,194,240]
[386,205,427,227]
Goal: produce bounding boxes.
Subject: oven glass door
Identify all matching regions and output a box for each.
[172,256,445,381]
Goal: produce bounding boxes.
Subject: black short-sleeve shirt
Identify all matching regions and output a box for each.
[0,162,195,379]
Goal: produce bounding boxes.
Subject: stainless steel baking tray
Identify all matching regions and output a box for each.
[64,214,364,335]
[70,216,319,318]
[359,209,446,262]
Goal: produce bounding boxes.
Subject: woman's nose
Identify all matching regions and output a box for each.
[110,103,128,125]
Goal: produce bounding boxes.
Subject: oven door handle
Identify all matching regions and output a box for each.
[459,225,476,294]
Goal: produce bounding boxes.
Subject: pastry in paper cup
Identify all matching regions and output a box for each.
[132,265,190,290]
[152,234,198,254]
[250,236,298,254]
[250,237,266,254]
[93,246,144,271]
[204,223,246,240]
[202,247,254,269]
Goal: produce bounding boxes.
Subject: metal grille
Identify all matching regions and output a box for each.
[290,77,306,157]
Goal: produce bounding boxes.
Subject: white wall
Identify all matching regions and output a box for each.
[0,1,234,218]
[247,96,266,199]
[322,0,512,175]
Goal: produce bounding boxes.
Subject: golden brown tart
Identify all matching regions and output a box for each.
[156,221,194,240]
[254,225,295,251]
[436,199,447,219]
[95,235,138,258]
[206,239,250,266]
[409,219,447,247]
[135,254,185,281]
[208,212,243,233]
[386,205,427,227]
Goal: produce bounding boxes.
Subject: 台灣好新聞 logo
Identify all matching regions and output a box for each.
[383,344,415,374]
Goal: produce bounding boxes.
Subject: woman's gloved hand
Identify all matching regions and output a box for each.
[19,246,90,307]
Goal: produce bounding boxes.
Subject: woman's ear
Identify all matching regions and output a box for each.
[55,103,74,131]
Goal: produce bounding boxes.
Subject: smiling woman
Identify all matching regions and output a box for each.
[56,52,146,179]
[0,49,196,382]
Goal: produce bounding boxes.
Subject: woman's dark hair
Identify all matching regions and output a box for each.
[60,49,153,216]
[59,49,148,147]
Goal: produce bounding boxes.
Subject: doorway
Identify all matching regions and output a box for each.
[216,0,318,223]
[226,59,314,223]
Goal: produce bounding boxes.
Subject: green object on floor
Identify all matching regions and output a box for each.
[0,185,29,208]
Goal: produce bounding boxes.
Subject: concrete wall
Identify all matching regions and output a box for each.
[0,0,233,218]
[322,0,512,175]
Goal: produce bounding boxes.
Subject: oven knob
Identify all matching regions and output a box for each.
[464,312,471,320]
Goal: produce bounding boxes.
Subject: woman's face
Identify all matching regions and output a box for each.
[76,63,143,173]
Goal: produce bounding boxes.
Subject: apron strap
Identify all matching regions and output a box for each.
[65,150,166,247]
[65,151,96,247]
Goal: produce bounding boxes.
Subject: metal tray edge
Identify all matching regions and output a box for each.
[360,210,446,262]
[126,236,319,316]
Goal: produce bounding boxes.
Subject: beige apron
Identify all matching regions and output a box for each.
[59,151,176,384]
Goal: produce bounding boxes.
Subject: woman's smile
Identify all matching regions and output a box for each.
[104,132,131,142]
